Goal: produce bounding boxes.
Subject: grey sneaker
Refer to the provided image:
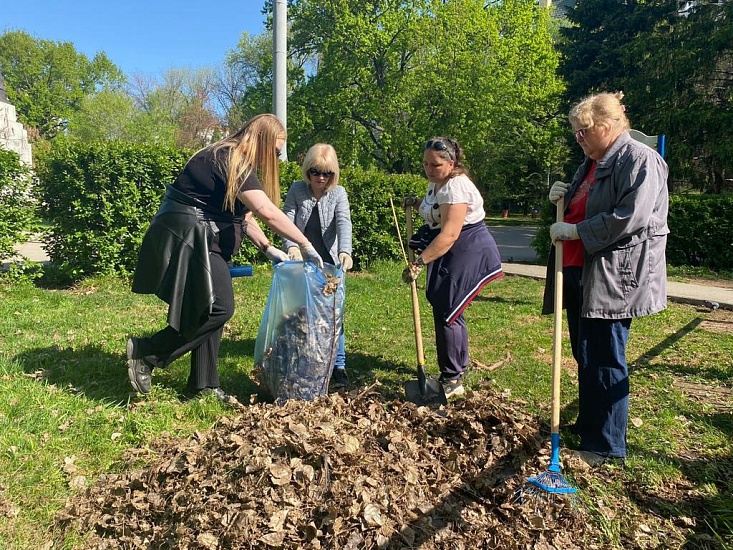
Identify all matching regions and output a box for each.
[439,376,465,398]
[127,338,152,394]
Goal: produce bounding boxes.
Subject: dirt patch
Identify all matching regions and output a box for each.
[53,386,691,549]
[676,380,733,410]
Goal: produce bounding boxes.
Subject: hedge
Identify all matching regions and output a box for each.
[35,142,426,281]
[531,194,733,271]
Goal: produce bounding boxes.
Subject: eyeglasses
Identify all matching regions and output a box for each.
[275,148,281,158]
[574,127,590,140]
[308,167,334,178]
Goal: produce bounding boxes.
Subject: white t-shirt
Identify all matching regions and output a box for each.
[418,174,486,229]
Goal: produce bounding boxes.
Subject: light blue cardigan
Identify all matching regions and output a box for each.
[281,180,353,264]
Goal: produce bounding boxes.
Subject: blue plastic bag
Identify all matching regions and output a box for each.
[254,262,345,402]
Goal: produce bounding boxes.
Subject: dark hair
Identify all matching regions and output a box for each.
[424,137,469,177]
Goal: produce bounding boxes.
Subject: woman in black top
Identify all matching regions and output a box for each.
[127,114,323,400]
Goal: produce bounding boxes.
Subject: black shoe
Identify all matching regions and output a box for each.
[330,368,349,387]
[571,450,625,467]
[127,338,152,394]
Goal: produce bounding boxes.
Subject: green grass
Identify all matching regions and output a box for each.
[1,262,731,548]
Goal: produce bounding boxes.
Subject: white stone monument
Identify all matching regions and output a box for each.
[0,72,33,166]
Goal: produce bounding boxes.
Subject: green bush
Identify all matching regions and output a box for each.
[34,143,427,280]
[531,193,733,271]
[0,149,36,260]
[666,194,733,270]
[35,141,190,281]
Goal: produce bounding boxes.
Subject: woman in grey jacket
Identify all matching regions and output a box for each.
[544,92,669,466]
[282,144,353,385]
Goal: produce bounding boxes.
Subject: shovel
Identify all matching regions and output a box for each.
[399,203,447,406]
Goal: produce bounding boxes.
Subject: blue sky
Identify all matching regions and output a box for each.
[2,0,269,76]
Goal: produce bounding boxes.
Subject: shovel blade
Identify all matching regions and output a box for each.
[404,375,448,406]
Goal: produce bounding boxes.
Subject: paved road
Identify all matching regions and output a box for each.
[488,225,539,263]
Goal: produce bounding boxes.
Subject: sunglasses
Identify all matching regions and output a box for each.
[308,167,334,178]
[574,127,590,140]
[275,148,281,158]
[424,139,455,158]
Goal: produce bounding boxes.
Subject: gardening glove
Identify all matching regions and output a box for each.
[401,195,419,209]
[300,242,324,269]
[265,245,288,264]
[287,246,303,261]
[549,222,579,242]
[548,181,570,205]
[401,261,424,284]
[338,252,353,271]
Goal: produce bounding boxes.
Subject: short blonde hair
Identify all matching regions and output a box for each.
[569,91,630,136]
[301,143,340,191]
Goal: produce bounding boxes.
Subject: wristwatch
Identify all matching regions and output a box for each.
[414,256,425,267]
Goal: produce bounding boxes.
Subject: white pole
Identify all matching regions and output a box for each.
[539,0,552,7]
[273,0,288,160]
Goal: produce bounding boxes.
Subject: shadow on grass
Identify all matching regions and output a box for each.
[625,449,733,548]
[13,343,136,404]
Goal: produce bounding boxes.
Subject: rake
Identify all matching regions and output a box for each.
[519,196,577,499]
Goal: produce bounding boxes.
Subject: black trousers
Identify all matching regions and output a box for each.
[139,252,235,390]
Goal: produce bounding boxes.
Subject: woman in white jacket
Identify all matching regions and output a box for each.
[282,144,353,386]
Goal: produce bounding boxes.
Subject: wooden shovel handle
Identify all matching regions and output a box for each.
[405,205,426,366]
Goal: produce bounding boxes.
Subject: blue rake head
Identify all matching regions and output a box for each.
[519,433,578,498]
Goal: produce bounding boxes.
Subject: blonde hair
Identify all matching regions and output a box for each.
[569,92,631,136]
[301,143,340,190]
[211,113,286,213]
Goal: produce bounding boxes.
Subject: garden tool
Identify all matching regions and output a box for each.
[389,198,447,406]
[518,196,577,499]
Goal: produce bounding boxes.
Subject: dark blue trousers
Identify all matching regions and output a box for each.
[564,267,632,458]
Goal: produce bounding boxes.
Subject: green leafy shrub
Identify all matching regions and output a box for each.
[667,194,733,270]
[0,149,36,260]
[531,193,733,271]
[35,141,190,281]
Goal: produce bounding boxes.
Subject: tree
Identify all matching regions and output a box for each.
[0,30,124,140]
[559,0,733,193]
[285,0,566,210]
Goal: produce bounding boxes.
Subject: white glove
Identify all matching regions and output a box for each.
[265,245,288,264]
[548,181,570,205]
[550,222,579,242]
[287,246,303,261]
[338,253,353,271]
[300,242,324,269]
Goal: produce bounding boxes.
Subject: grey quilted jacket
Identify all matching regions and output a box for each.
[543,132,669,319]
[281,180,353,263]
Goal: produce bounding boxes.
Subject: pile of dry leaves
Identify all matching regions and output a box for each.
[54,384,601,549]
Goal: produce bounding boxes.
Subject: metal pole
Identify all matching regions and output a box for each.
[273,0,288,160]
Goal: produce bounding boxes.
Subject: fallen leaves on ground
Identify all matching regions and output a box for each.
[52,384,687,549]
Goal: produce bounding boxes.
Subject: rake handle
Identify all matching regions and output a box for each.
[551,197,564,436]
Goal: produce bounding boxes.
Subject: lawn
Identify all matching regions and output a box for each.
[0,261,731,548]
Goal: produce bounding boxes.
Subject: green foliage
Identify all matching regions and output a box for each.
[0,30,124,139]
[531,193,733,271]
[0,149,36,260]
[558,0,733,193]
[336,167,426,269]
[34,141,190,282]
[285,0,568,211]
[666,194,733,270]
